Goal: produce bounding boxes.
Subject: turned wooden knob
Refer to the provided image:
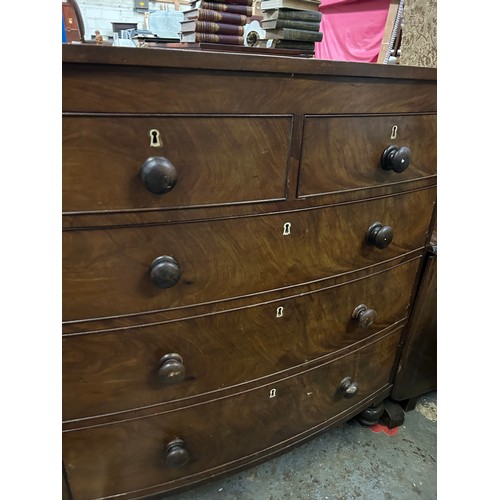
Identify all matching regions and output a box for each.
[140,156,178,194]
[164,438,189,468]
[380,145,412,173]
[158,353,185,384]
[352,304,377,329]
[339,377,358,399]
[150,256,180,289]
[366,222,393,249]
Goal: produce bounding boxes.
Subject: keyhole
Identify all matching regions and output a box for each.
[391,125,398,140]
[276,306,284,318]
[283,222,291,235]
[149,129,162,147]
[269,389,277,398]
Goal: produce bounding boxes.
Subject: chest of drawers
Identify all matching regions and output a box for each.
[62,45,437,500]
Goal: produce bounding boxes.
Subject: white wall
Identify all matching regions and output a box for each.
[77,0,188,40]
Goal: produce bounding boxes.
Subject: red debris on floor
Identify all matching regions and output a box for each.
[369,423,399,436]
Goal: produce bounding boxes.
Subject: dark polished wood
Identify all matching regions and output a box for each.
[392,239,437,401]
[62,45,437,80]
[298,114,436,197]
[62,46,436,500]
[63,258,419,420]
[62,179,437,230]
[63,65,436,115]
[63,330,399,500]
[63,465,72,500]
[63,115,291,213]
[62,187,435,322]
[62,253,421,335]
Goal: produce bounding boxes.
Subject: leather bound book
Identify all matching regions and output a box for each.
[261,19,321,31]
[262,8,322,22]
[222,0,253,5]
[189,1,253,16]
[184,8,248,26]
[180,20,245,36]
[265,27,323,42]
[180,32,244,44]
[261,0,321,12]
[269,39,316,51]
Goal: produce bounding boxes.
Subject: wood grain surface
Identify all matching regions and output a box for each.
[392,251,437,400]
[298,114,437,196]
[63,330,400,500]
[63,258,419,420]
[62,187,435,321]
[62,46,437,500]
[63,115,292,213]
[63,64,436,115]
[62,45,437,80]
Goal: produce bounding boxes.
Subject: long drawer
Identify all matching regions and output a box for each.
[298,114,437,197]
[62,115,292,213]
[62,187,435,321]
[63,258,419,420]
[63,330,400,500]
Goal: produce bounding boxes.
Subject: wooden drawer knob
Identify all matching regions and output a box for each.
[352,304,377,329]
[158,353,186,384]
[339,377,358,399]
[140,156,178,194]
[366,222,393,249]
[381,145,412,173]
[150,256,180,289]
[164,438,189,468]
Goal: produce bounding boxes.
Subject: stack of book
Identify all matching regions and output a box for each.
[180,0,253,45]
[259,0,323,54]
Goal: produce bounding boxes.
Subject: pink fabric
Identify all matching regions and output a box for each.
[315,0,391,62]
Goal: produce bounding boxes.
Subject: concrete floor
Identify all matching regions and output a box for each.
[163,392,437,500]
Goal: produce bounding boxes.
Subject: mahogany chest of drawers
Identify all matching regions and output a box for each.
[62,45,437,500]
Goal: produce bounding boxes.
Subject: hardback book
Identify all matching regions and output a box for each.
[189,1,252,16]
[183,8,247,26]
[264,27,323,42]
[262,8,322,22]
[180,32,244,44]
[257,38,315,52]
[180,20,245,36]
[260,0,321,12]
[191,0,253,6]
[261,19,320,31]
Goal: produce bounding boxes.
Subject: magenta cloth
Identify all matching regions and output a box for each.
[315,0,391,62]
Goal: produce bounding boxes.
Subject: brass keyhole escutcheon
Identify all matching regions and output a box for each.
[149,129,162,148]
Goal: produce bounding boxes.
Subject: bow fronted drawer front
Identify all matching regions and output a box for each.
[63,330,400,500]
[63,115,292,213]
[298,114,436,197]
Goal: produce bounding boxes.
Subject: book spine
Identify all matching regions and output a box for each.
[195,2,252,16]
[184,32,245,44]
[264,19,321,31]
[190,8,247,25]
[266,28,323,42]
[184,20,245,35]
[273,39,315,50]
[221,0,253,5]
[261,2,320,13]
[191,0,252,6]
[277,10,322,22]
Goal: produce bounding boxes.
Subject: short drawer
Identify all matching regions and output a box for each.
[62,115,292,212]
[63,258,419,420]
[63,330,400,500]
[62,187,435,321]
[298,114,436,197]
